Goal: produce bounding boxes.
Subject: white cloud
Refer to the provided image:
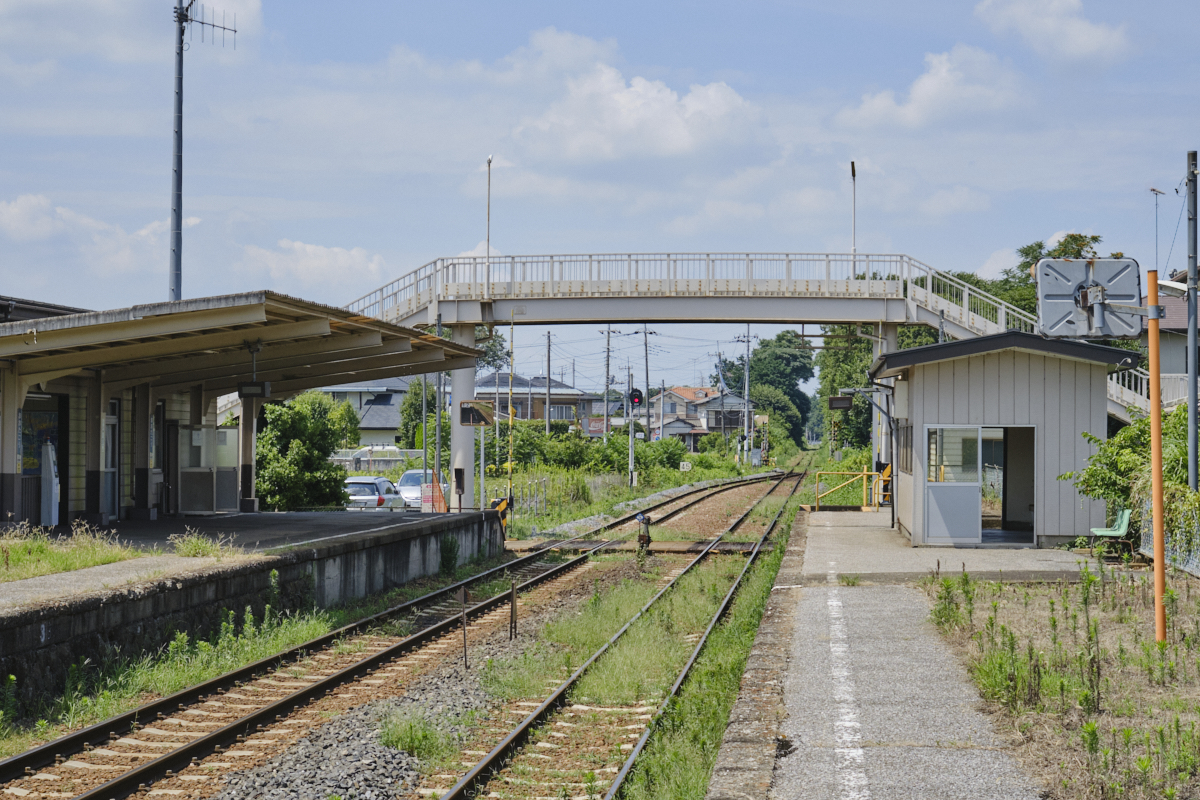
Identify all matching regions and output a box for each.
[242,239,385,287]
[456,241,504,258]
[976,0,1128,62]
[919,186,991,217]
[837,44,1020,129]
[977,247,1015,278]
[0,193,194,275]
[514,63,759,161]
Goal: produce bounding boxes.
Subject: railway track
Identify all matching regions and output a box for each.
[433,470,805,800]
[0,471,781,800]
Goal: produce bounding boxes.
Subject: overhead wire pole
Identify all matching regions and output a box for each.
[643,324,651,437]
[604,325,612,443]
[435,315,443,488]
[744,323,752,464]
[1188,151,1198,491]
[627,364,635,486]
[545,332,551,435]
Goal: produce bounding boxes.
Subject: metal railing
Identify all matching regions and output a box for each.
[346,251,1152,416]
[815,468,881,510]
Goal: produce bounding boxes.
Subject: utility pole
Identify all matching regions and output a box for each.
[169,1,236,302]
[486,155,492,300]
[660,379,665,445]
[545,331,552,435]
[572,359,575,388]
[628,364,638,489]
[421,376,428,485]
[643,323,651,437]
[1189,150,1198,491]
[604,325,612,443]
[744,323,751,465]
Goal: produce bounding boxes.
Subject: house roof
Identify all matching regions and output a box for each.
[0,295,90,323]
[476,371,599,399]
[665,386,718,401]
[870,330,1140,379]
[318,377,415,393]
[355,392,402,431]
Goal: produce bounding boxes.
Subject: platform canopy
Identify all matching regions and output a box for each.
[0,290,479,398]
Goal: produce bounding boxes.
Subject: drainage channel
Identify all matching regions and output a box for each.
[435,471,804,800]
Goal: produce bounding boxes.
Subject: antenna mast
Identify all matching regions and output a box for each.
[169,1,236,302]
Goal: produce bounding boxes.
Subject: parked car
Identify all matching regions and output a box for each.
[344,476,403,511]
[394,468,448,511]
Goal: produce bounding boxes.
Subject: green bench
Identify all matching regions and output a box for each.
[1091,509,1132,549]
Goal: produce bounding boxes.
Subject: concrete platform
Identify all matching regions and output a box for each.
[804,510,1085,583]
[0,554,226,611]
[102,510,459,553]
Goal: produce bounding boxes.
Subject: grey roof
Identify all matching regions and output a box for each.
[870,330,1140,379]
[356,394,402,431]
[476,371,599,400]
[320,377,415,393]
[0,295,90,323]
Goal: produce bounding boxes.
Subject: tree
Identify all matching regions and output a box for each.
[748,384,804,444]
[476,326,509,372]
[256,391,358,510]
[398,379,437,448]
[710,330,815,445]
[814,325,874,449]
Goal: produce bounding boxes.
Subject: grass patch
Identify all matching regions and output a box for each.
[614,496,800,799]
[483,572,663,700]
[929,563,1200,800]
[0,551,519,758]
[838,574,861,586]
[380,712,461,763]
[166,528,242,559]
[0,520,149,583]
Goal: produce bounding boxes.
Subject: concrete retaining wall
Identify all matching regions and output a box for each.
[0,511,502,716]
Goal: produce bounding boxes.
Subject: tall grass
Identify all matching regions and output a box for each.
[616,498,800,800]
[0,520,149,583]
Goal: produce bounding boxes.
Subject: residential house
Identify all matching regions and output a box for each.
[648,386,751,451]
[475,373,599,423]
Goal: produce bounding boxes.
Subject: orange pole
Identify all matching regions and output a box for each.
[1148,270,1167,643]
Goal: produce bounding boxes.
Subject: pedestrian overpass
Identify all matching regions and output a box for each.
[347,252,1152,422]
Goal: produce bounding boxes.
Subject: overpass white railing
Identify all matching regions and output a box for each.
[345,252,1150,416]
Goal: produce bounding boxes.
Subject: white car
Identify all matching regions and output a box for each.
[344,476,404,511]
[394,469,449,511]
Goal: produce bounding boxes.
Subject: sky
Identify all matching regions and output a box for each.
[1,0,1196,397]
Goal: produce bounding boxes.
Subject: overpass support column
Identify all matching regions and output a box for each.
[449,325,477,511]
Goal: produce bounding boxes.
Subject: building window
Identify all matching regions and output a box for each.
[897,423,913,474]
[686,403,696,415]
[332,392,347,402]
[667,402,677,414]
[549,404,576,420]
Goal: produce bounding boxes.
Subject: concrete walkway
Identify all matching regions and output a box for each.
[769,582,1042,800]
[805,510,1086,583]
[0,555,223,611]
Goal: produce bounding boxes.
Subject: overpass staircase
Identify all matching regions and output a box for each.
[347,252,1151,423]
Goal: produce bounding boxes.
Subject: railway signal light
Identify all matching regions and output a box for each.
[629,388,644,407]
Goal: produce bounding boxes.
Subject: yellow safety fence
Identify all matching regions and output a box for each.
[814,464,890,510]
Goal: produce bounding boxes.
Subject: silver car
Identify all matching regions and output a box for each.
[395,469,448,511]
[344,476,404,511]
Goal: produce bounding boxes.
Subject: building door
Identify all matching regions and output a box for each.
[925,426,981,544]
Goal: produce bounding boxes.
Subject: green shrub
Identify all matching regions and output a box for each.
[439,535,460,576]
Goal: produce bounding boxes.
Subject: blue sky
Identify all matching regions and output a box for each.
[0,0,1194,395]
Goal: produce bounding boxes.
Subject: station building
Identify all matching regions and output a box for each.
[870,331,1138,548]
[0,291,476,525]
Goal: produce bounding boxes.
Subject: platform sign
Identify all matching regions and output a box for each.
[679,461,692,472]
[421,483,435,513]
[1035,258,1143,339]
[828,396,853,410]
[459,400,494,426]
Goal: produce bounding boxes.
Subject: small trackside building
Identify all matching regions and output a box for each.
[869,331,1138,548]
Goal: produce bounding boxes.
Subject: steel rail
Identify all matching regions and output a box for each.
[440,471,794,800]
[583,471,777,537]
[0,526,569,785]
[69,535,623,800]
[0,472,767,786]
[602,472,805,799]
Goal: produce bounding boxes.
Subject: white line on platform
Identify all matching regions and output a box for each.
[827,564,870,800]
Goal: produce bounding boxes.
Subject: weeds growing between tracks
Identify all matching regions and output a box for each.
[616,496,801,800]
[0,552,519,759]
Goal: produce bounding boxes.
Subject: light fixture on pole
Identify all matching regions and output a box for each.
[851,161,857,257]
